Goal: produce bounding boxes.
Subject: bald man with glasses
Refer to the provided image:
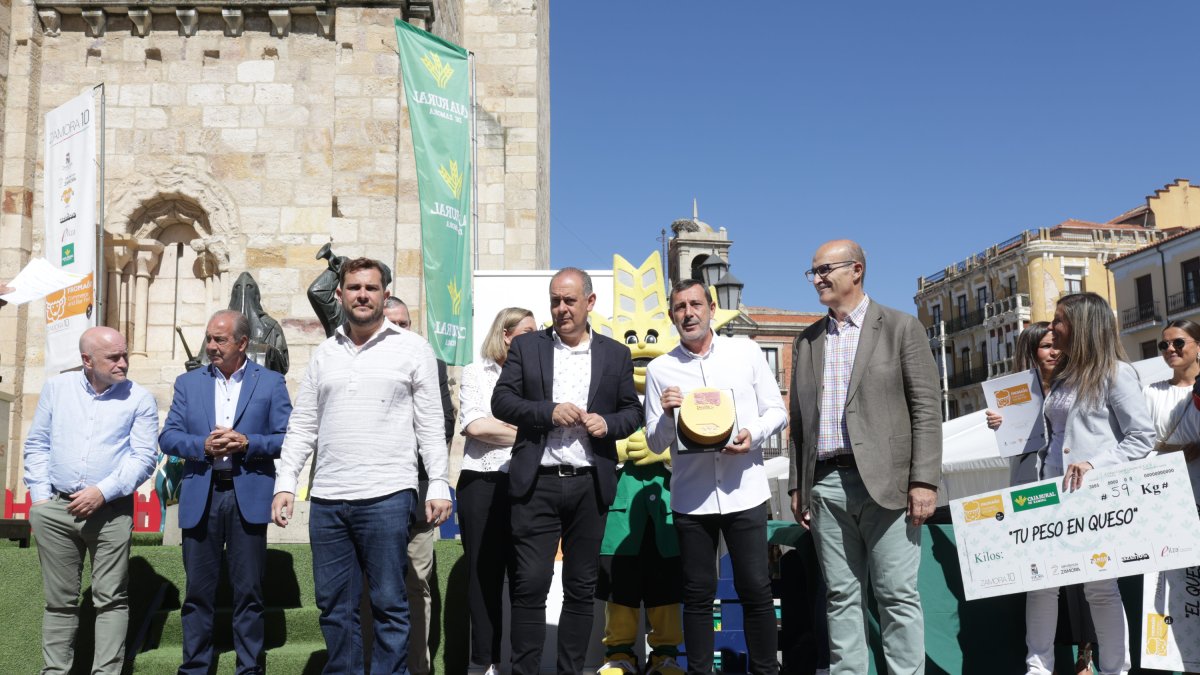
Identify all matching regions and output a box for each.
[788,239,943,675]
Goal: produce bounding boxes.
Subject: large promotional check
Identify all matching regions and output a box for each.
[951,452,1200,600]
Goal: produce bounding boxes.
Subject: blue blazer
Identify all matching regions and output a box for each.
[159,361,292,529]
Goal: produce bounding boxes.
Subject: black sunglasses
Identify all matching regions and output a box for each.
[804,260,857,282]
[1158,338,1195,352]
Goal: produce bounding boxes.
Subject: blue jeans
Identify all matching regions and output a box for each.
[310,489,415,675]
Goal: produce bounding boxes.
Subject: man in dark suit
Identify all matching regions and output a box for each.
[492,267,643,675]
[788,239,942,675]
[160,309,292,675]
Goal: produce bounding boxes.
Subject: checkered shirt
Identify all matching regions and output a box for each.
[817,295,870,460]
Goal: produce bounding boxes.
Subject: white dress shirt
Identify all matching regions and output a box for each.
[542,329,594,468]
[275,319,450,502]
[459,358,511,473]
[211,361,247,470]
[645,332,788,515]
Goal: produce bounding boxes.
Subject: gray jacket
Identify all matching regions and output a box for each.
[1038,361,1155,477]
[788,300,943,512]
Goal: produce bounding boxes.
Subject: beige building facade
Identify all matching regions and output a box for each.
[1106,180,1200,359]
[0,0,551,496]
[915,218,1167,419]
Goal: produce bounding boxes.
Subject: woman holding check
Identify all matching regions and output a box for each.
[1021,292,1156,675]
[987,322,1100,674]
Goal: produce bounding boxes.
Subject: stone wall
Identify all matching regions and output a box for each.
[0,0,550,494]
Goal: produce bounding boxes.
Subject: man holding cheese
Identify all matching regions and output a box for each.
[644,277,788,674]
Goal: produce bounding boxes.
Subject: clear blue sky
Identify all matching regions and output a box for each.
[549,1,1200,313]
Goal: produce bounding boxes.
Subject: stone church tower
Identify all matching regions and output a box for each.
[0,0,550,495]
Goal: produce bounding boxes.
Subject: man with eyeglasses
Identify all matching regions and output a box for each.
[788,239,942,675]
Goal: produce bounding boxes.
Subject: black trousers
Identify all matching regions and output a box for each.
[180,482,268,675]
[509,472,605,675]
[674,501,777,675]
[457,470,512,666]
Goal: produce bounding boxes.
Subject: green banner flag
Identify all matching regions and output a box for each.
[395,19,472,365]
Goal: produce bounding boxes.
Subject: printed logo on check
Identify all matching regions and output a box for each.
[962,494,1005,523]
[1011,484,1060,512]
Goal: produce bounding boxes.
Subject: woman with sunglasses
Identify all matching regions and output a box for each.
[1142,321,1200,675]
[1022,292,1156,675]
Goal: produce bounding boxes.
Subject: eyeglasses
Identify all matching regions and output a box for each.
[804,260,857,282]
[1157,338,1196,352]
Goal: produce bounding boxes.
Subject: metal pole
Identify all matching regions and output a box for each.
[94,83,106,327]
[469,50,478,273]
[938,320,950,420]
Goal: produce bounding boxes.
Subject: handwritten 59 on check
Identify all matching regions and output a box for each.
[950,452,1200,601]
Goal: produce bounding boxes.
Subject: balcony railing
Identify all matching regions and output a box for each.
[984,293,1031,324]
[1120,302,1160,330]
[988,358,1014,379]
[945,310,985,334]
[1167,291,1200,316]
[948,366,989,389]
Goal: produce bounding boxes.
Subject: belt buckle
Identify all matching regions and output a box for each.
[557,465,576,477]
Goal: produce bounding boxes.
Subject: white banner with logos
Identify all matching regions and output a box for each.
[43,91,98,373]
[950,453,1200,600]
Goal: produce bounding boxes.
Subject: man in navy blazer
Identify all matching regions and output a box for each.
[160,309,292,675]
[492,267,643,675]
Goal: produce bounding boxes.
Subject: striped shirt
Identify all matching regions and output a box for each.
[817,295,870,460]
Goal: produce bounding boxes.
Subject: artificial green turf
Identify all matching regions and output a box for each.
[0,537,468,674]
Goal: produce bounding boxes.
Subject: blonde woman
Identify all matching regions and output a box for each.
[1024,292,1155,675]
[1142,320,1200,675]
[457,307,537,675]
[988,322,1097,674]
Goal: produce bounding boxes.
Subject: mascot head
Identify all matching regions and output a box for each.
[591,252,738,394]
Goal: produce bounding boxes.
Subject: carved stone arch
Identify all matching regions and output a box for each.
[106,163,240,271]
[104,164,241,357]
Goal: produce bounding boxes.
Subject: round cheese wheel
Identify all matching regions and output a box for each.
[679,387,734,445]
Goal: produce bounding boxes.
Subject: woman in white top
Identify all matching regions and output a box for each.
[1025,292,1156,675]
[457,307,537,675]
[1142,320,1200,675]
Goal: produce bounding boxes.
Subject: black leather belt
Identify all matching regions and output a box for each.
[53,489,75,501]
[538,465,593,477]
[211,469,235,489]
[816,454,857,470]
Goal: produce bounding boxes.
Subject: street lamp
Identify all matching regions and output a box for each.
[714,270,744,336]
[699,256,728,288]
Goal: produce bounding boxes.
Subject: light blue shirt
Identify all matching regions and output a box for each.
[23,370,159,502]
[212,361,247,470]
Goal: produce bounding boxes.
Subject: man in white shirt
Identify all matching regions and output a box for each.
[644,278,788,674]
[272,258,452,673]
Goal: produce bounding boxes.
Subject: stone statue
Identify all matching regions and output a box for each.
[228,271,289,374]
[307,243,393,338]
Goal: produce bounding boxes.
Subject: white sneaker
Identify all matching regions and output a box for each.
[483,666,500,675]
[597,658,638,674]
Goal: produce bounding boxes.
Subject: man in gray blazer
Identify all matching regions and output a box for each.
[788,239,942,675]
